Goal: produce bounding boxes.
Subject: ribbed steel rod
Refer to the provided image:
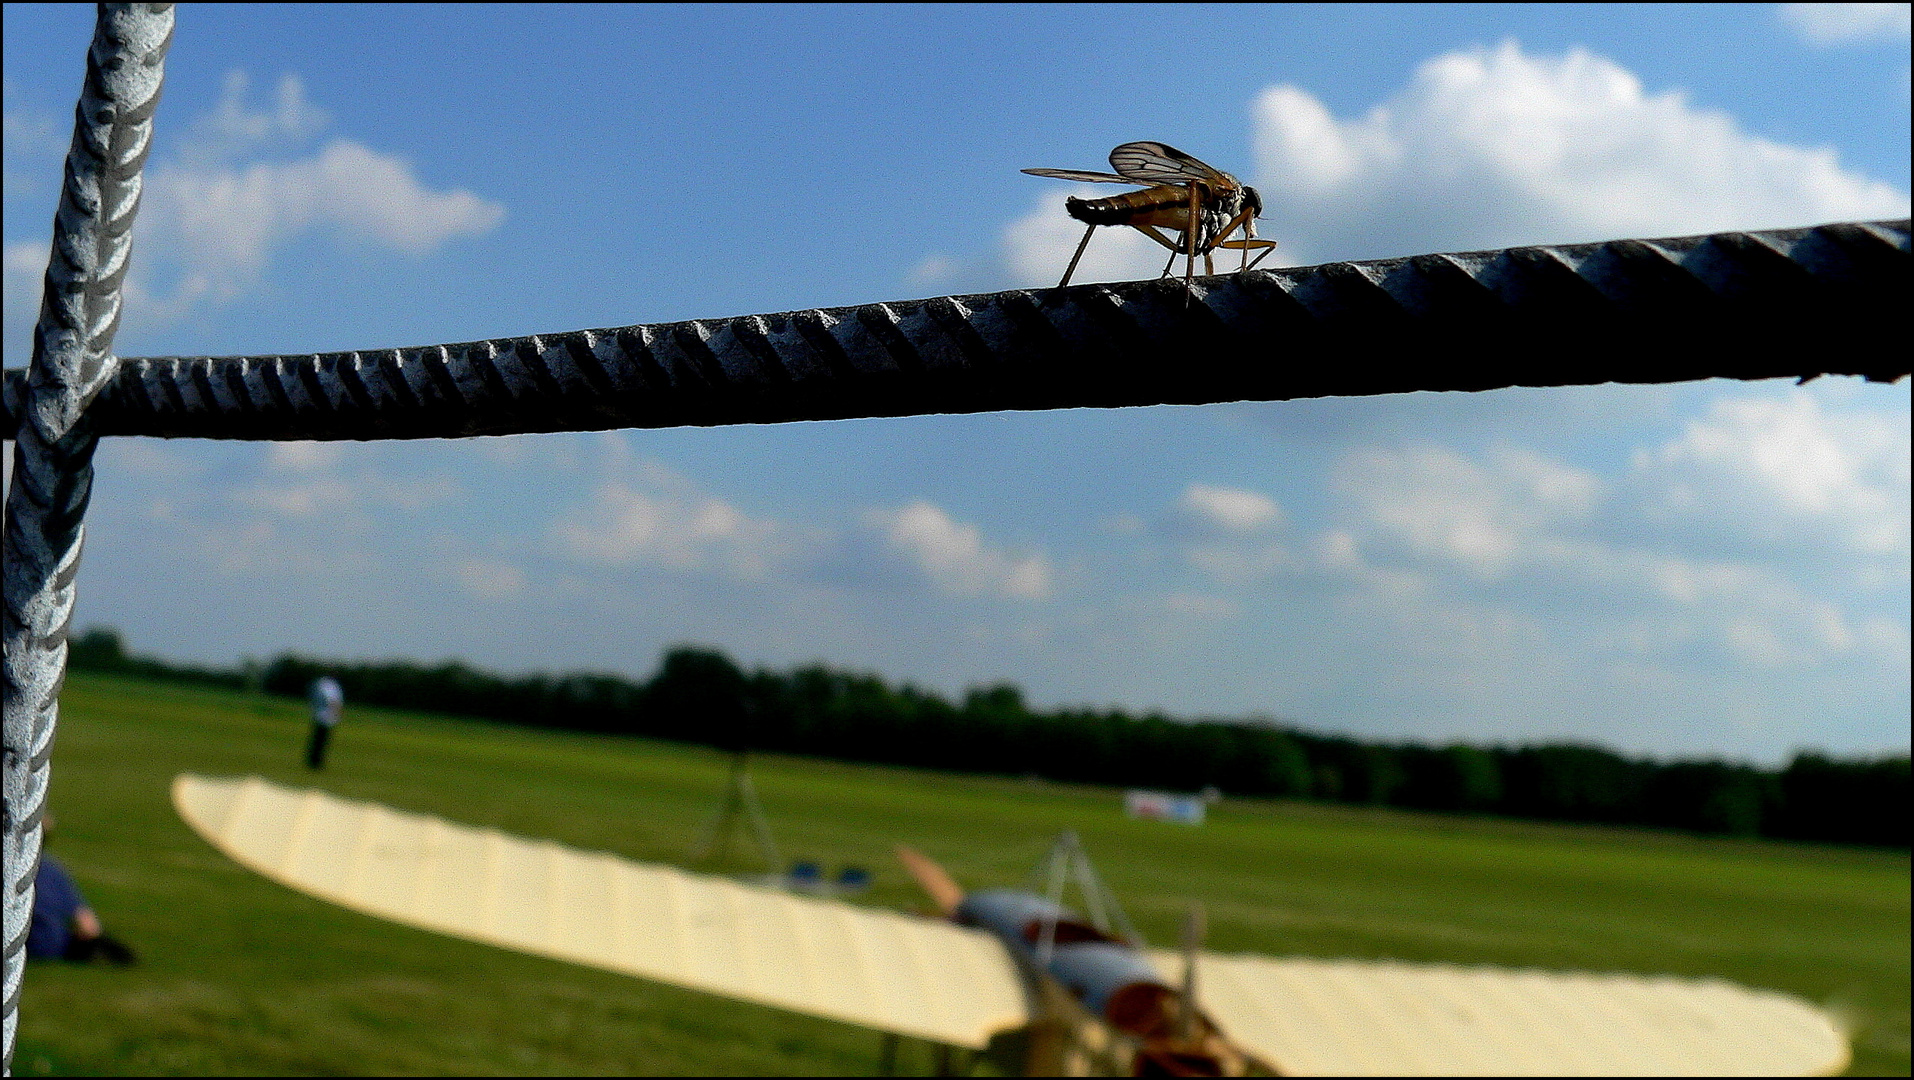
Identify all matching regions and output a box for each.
[2,5,171,1072]
[2,219,1906,444]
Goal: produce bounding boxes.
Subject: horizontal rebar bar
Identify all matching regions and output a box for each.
[3,219,1907,443]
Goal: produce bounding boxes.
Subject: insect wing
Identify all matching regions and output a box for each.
[1108,141,1231,187]
[1022,168,1140,184]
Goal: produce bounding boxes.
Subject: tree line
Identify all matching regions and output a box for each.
[69,627,1908,847]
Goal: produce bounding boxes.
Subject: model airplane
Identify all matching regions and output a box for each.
[172,774,1849,1076]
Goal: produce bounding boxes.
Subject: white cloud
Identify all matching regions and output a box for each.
[266,441,346,473]
[189,71,330,156]
[114,69,504,320]
[1335,445,1600,578]
[1179,484,1284,533]
[555,475,786,580]
[1321,428,1902,671]
[866,500,1053,600]
[999,41,1909,282]
[1166,484,1297,583]
[1248,41,1910,263]
[5,70,504,333]
[1633,391,1910,566]
[1779,3,1911,45]
[132,139,504,314]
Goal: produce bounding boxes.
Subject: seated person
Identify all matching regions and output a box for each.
[27,853,135,965]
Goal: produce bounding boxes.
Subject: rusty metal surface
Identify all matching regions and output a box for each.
[2,6,172,1069]
[2,219,1907,444]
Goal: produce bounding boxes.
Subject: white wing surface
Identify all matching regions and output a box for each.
[173,774,1030,1049]
[1151,949,1848,1076]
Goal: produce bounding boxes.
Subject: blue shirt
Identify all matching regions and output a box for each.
[27,855,87,960]
[310,676,344,727]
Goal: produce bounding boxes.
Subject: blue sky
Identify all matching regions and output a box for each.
[5,3,1908,764]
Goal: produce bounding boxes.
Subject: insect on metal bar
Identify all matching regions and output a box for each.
[1024,141,1277,288]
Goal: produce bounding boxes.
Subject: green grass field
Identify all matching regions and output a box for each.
[15,672,1909,1076]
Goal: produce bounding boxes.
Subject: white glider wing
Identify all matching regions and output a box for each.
[1151,949,1848,1076]
[173,774,1846,1075]
[173,774,1030,1049]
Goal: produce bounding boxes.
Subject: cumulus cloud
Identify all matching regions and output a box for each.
[555,469,788,580]
[1778,3,1911,45]
[5,70,504,334]
[132,141,504,317]
[110,70,500,319]
[1335,446,1600,578]
[865,500,1053,600]
[1000,41,1908,282]
[1248,41,1910,263]
[187,70,330,156]
[1179,484,1284,533]
[1632,391,1910,570]
[1323,430,1900,670]
[154,139,501,265]
[1166,484,1297,583]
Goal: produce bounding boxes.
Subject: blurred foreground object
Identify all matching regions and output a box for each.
[175,774,1850,1076]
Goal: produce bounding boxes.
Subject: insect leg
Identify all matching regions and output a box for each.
[1058,223,1096,289]
[1129,225,1182,252]
[1207,207,1255,273]
[1185,186,1200,283]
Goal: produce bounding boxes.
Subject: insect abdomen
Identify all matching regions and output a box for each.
[1066,186,1191,226]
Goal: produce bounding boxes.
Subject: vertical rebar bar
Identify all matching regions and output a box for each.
[2,6,171,1070]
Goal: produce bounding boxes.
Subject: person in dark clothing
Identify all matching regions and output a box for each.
[27,854,135,965]
[306,674,344,769]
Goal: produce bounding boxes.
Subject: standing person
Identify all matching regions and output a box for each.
[306,675,344,769]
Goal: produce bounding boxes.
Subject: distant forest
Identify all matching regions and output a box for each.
[69,627,1908,848]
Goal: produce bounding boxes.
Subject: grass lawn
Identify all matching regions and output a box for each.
[15,672,1910,1075]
